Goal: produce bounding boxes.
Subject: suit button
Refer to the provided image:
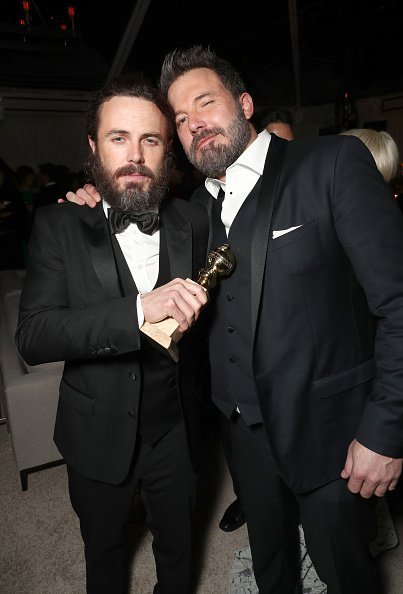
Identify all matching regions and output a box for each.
[227,326,234,333]
[128,371,137,381]
[229,355,236,363]
[226,294,233,301]
[128,410,136,418]
[110,346,118,354]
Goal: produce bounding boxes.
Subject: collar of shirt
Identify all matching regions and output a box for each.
[205,130,271,234]
[102,200,159,294]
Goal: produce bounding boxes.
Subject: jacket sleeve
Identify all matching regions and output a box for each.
[333,136,403,456]
[15,206,141,366]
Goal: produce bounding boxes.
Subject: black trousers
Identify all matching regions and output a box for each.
[219,408,242,501]
[224,412,380,594]
[67,421,197,594]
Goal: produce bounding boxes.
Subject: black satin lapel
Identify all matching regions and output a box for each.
[251,135,288,337]
[82,206,121,299]
[162,206,193,280]
[191,187,214,251]
[203,195,214,252]
[111,237,137,295]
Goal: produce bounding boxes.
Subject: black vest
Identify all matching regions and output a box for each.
[208,182,263,425]
[111,225,183,445]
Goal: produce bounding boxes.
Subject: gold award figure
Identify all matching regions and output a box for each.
[141,244,236,361]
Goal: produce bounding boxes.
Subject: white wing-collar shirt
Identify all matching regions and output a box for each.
[204,129,271,235]
[102,201,159,326]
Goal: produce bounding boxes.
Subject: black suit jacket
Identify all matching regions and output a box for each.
[16,198,209,484]
[193,133,403,493]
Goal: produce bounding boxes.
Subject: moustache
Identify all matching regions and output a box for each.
[192,127,226,151]
[114,166,154,179]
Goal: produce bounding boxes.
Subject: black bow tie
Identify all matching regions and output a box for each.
[108,207,159,235]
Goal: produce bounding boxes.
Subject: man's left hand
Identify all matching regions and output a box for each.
[341,439,402,498]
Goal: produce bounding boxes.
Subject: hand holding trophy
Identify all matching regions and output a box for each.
[140,244,236,361]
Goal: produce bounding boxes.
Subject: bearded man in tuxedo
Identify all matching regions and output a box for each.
[16,72,210,594]
[66,46,403,594]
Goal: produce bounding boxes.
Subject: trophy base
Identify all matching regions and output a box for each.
[140,318,182,363]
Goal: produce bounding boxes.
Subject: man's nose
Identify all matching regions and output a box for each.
[127,143,144,162]
[188,116,206,135]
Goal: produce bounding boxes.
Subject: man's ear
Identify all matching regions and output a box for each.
[240,92,254,121]
[88,136,96,154]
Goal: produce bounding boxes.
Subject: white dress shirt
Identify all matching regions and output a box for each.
[204,130,271,235]
[103,202,159,326]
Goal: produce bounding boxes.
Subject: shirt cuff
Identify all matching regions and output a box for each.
[136,293,145,327]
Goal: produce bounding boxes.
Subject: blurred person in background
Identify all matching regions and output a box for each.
[0,158,30,270]
[33,162,64,211]
[254,107,295,140]
[339,128,399,184]
[340,128,402,215]
[15,164,36,215]
[15,163,36,266]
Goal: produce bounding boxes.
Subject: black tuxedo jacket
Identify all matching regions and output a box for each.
[193,133,403,493]
[16,198,209,484]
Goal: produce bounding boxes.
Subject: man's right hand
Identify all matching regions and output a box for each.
[62,183,101,207]
[141,278,208,334]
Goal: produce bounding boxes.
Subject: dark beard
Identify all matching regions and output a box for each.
[85,152,172,214]
[186,103,252,178]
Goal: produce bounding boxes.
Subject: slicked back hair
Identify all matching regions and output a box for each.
[159,45,246,100]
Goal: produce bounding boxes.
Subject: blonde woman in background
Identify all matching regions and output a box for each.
[340,128,399,183]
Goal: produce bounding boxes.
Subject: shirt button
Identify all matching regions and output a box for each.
[128,371,137,381]
[226,294,233,302]
[128,410,136,419]
[227,326,234,333]
[229,355,236,363]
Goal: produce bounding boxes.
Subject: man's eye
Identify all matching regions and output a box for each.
[144,137,159,145]
[112,136,124,142]
[177,116,187,128]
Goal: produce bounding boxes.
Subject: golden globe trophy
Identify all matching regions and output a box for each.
[140,244,236,362]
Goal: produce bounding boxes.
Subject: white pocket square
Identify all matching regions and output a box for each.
[272,225,302,239]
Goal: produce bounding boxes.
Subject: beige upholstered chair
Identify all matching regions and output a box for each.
[0,269,64,490]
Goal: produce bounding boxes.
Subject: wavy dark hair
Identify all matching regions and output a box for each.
[86,71,175,143]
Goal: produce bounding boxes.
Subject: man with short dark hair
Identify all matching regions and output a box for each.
[16,72,210,594]
[255,107,295,140]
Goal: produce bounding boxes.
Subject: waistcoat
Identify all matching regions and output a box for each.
[209,182,263,425]
[111,224,183,445]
